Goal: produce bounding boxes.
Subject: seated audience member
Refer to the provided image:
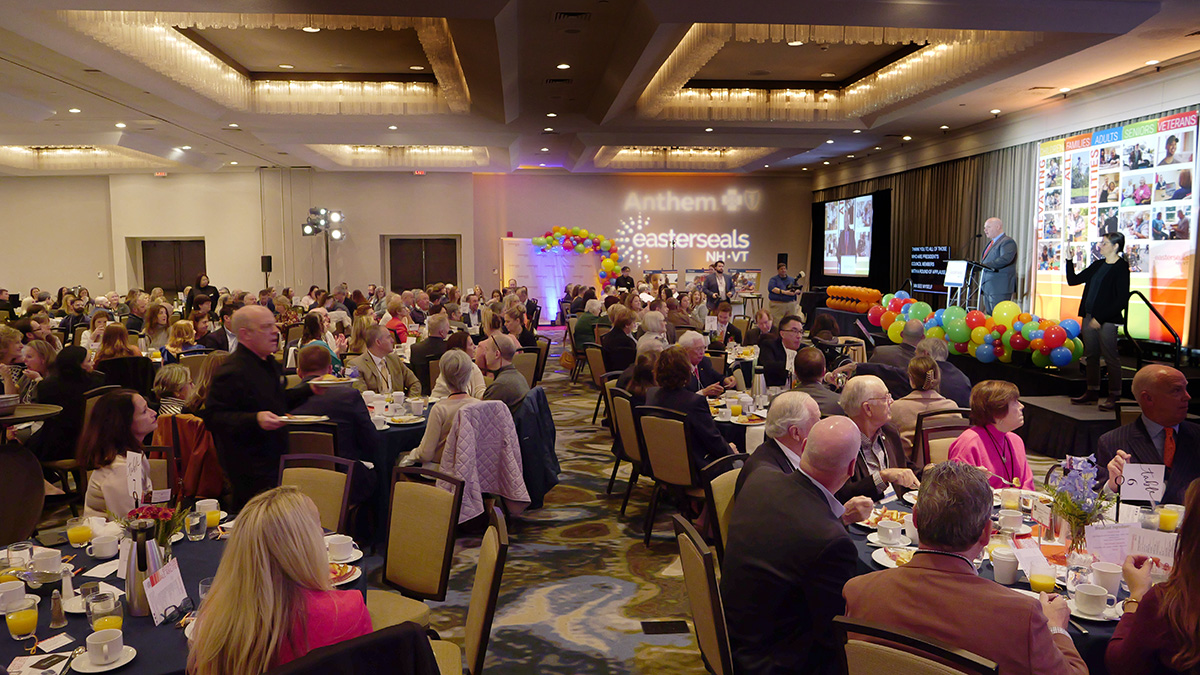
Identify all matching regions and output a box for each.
[80,311,109,351]
[94,323,143,364]
[836,375,921,502]
[401,350,480,467]
[792,346,844,417]
[184,350,229,415]
[192,294,214,320]
[503,306,536,348]
[601,306,638,373]
[442,302,466,332]
[383,296,411,343]
[185,275,218,315]
[479,333,529,412]
[461,293,484,329]
[637,309,672,347]
[410,313,451,393]
[570,287,594,315]
[160,320,205,364]
[143,301,171,350]
[645,346,734,466]
[348,324,420,396]
[890,355,962,462]
[431,331,486,398]
[189,310,212,344]
[78,389,157,518]
[948,380,1033,489]
[13,339,55,403]
[573,298,609,348]
[200,304,238,351]
[868,318,924,368]
[1107,479,1200,674]
[125,293,149,333]
[28,346,106,460]
[152,364,193,416]
[298,313,341,371]
[61,298,89,336]
[722,416,863,675]
[621,351,659,409]
[346,315,374,354]
[666,296,701,329]
[410,291,430,325]
[619,337,665,391]
[187,486,372,674]
[710,302,742,346]
[845,462,1085,675]
[759,314,804,387]
[1097,365,1197,505]
[677,330,734,395]
[916,337,972,408]
[743,309,777,346]
[0,325,23,397]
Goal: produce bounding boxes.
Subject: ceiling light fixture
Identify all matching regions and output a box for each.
[540,147,549,152]
[802,167,808,171]
[409,65,425,71]
[825,139,834,144]
[939,125,950,130]
[820,72,837,78]
[543,127,553,132]
[989,109,1001,115]
[705,127,713,132]
[902,135,912,141]
[847,154,854,158]
[279,64,294,69]
[874,146,882,150]
[1059,87,1071,93]
[388,125,397,130]
[539,163,546,167]
[302,26,320,33]
[787,40,804,46]
[852,129,861,134]
[546,113,557,117]
[228,123,239,128]
[1145,59,1160,65]
[556,63,571,70]
[230,161,238,165]
[823,161,830,165]
[114,122,126,128]
[67,108,81,113]
[181,146,191,150]
[763,164,769,168]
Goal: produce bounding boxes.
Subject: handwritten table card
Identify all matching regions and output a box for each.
[1120,463,1166,503]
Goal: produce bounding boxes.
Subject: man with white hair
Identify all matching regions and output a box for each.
[869,318,925,368]
[678,330,734,396]
[480,332,529,412]
[722,416,864,675]
[411,291,431,325]
[410,313,449,393]
[836,374,921,503]
[573,298,609,348]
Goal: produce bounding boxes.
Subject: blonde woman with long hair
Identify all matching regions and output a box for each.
[187,487,371,675]
[184,349,228,413]
[346,314,375,354]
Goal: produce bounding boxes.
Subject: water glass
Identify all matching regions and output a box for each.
[198,577,214,602]
[185,512,206,542]
[1066,562,1092,598]
[5,542,31,567]
[1139,506,1160,530]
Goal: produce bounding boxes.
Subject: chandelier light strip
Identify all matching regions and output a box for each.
[306,144,490,168]
[592,145,775,170]
[0,145,173,171]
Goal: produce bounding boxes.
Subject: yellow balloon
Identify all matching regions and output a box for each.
[970,326,989,344]
[992,300,1021,328]
[887,320,904,344]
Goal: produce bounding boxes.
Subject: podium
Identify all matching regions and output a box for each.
[944,260,992,311]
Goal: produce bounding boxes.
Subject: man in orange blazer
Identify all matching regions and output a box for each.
[843,462,1087,675]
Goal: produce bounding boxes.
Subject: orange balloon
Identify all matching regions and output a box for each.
[881,310,898,329]
[1017,313,1033,323]
[984,317,995,331]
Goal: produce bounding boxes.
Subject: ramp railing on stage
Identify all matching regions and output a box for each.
[1122,291,1180,369]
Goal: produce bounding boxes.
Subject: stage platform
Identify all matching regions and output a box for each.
[1015,395,1120,460]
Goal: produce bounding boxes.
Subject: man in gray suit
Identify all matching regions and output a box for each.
[702,260,734,311]
[979,217,1018,314]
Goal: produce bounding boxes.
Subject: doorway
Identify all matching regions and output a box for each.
[142,240,206,293]
[388,238,458,292]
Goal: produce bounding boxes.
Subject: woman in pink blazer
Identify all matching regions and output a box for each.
[947,380,1034,489]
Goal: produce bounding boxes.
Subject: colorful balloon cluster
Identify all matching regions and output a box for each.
[865,292,1083,368]
[531,226,624,288]
[825,286,883,313]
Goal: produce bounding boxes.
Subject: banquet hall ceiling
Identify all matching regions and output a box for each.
[0,0,1196,176]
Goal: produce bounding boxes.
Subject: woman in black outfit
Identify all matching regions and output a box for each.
[600,306,638,373]
[185,273,219,316]
[1066,232,1130,411]
[644,346,733,468]
[28,346,106,461]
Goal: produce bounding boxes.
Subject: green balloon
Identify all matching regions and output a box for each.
[943,306,966,324]
[600,240,612,251]
[575,243,586,253]
[881,294,895,307]
[571,227,581,236]
[909,301,933,322]
[944,318,971,344]
[1070,336,1084,359]
[1021,322,1037,340]
[1001,331,1013,349]
[1031,350,1051,368]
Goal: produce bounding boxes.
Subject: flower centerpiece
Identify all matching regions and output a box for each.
[1043,455,1115,558]
[110,504,191,558]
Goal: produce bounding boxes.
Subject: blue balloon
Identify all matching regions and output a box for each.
[1032,329,1045,340]
[895,290,911,300]
[1012,321,1023,333]
[925,318,939,330]
[1050,346,1074,367]
[901,304,912,318]
[933,308,945,326]
[598,270,607,279]
[975,344,997,363]
[1031,315,1040,323]
[1060,319,1081,340]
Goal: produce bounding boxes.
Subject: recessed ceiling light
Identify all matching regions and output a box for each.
[852,129,861,134]
[787,40,804,46]
[763,164,770,168]
[820,72,837,78]
[388,125,397,130]
[539,163,546,167]
[540,147,549,152]
[825,139,834,144]
[1146,59,1160,65]
[940,125,950,130]
[902,135,913,141]
[705,127,713,132]
[302,26,320,33]
[556,63,571,70]
[874,146,882,150]
[409,65,425,71]
[546,113,557,117]
[181,146,191,150]
[1059,87,1072,93]
[847,154,855,158]
[230,161,238,165]
[278,64,294,69]
[543,127,553,132]
[823,161,831,165]
[67,108,81,113]
[228,123,239,128]
[989,109,1001,115]
[802,167,808,171]
[114,122,126,128]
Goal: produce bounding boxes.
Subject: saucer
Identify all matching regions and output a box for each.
[866,532,912,547]
[170,532,184,544]
[328,549,364,564]
[0,594,40,615]
[70,646,137,673]
[1068,598,1122,622]
[63,594,87,614]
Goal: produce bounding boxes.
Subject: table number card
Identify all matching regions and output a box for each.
[1120,463,1167,503]
[143,558,188,626]
[1084,522,1136,564]
[1030,501,1052,527]
[705,316,719,332]
[126,451,146,506]
[880,485,898,505]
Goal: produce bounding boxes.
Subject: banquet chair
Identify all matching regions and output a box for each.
[266,622,438,675]
[731,316,750,339]
[153,414,223,499]
[837,336,869,363]
[701,453,747,561]
[513,350,539,388]
[125,330,141,347]
[72,325,87,347]
[286,422,340,468]
[594,325,611,343]
[832,616,998,675]
[429,360,441,391]
[566,317,587,382]
[533,334,551,383]
[914,408,971,466]
[366,467,464,630]
[97,356,154,397]
[732,369,748,392]
[609,389,653,514]
[636,406,704,547]
[178,352,209,383]
[82,384,120,427]
[285,323,305,346]
[41,385,117,518]
[428,506,510,675]
[672,515,734,675]
[284,373,303,388]
[0,444,45,547]
[558,301,571,326]
[1114,400,1140,426]
[143,444,180,498]
[584,344,612,424]
[707,352,726,377]
[278,454,355,533]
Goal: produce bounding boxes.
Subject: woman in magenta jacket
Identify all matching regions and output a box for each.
[947,380,1033,489]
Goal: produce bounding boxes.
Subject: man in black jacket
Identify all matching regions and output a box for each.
[206,305,309,510]
[409,313,449,393]
[760,314,804,387]
[722,416,863,675]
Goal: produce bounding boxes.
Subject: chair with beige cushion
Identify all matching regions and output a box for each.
[513,351,538,388]
[833,616,998,674]
[636,406,704,547]
[673,515,733,675]
[608,388,652,514]
[277,454,354,533]
[285,422,339,468]
[367,467,464,630]
[143,445,180,497]
[731,316,750,339]
[429,506,509,675]
[914,409,971,466]
[701,453,746,561]
[178,353,209,383]
[585,344,617,425]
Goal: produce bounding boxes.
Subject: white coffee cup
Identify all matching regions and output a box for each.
[371,415,388,431]
[991,548,1019,585]
[1074,583,1117,616]
[409,399,425,416]
[87,628,124,665]
[196,499,219,514]
[28,549,60,573]
[326,535,357,561]
[86,535,120,560]
[1090,561,1123,595]
[0,580,24,610]
[878,520,904,545]
[903,514,920,547]
[998,509,1023,531]
[392,393,406,408]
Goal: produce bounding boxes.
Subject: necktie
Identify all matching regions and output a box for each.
[1164,427,1175,468]
[982,239,995,260]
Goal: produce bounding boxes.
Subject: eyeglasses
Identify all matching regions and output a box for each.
[781,328,804,335]
[867,394,893,403]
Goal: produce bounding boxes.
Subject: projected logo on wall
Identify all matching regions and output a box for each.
[621,188,762,213]
[616,188,759,268]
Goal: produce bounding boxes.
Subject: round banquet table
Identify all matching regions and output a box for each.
[0,404,62,429]
[370,410,430,544]
[0,533,367,675]
[847,498,1119,675]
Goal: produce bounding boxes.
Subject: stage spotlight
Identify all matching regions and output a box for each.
[302,222,316,236]
[329,227,345,241]
[329,211,343,223]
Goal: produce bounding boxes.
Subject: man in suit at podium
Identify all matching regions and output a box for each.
[979,217,1018,314]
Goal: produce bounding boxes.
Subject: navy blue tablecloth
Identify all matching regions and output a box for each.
[371,418,428,544]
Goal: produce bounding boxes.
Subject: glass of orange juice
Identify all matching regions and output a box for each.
[87,593,122,631]
[1157,507,1180,532]
[66,517,93,548]
[1028,560,1057,593]
[205,510,221,528]
[730,403,743,417]
[6,597,38,640]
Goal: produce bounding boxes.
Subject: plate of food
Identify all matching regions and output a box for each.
[731,414,766,426]
[388,415,424,425]
[854,507,906,530]
[309,375,356,388]
[329,562,360,586]
[871,546,917,569]
[902,491,918,506]
[283,414,330,423]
